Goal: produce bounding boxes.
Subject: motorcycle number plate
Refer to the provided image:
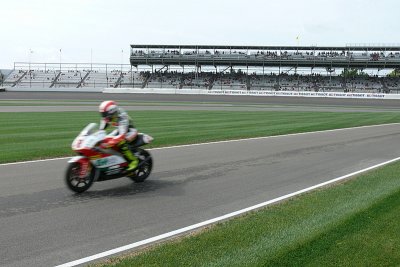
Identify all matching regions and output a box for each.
[72,137,84,150]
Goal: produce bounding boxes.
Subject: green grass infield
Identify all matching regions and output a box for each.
[1,110,400,164]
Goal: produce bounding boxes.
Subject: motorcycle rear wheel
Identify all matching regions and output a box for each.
[128,149,153,183]
[65,162,95,193]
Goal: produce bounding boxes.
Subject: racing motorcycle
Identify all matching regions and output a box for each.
[65,123,153,193]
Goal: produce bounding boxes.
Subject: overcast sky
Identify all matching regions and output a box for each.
[1,0,399,69]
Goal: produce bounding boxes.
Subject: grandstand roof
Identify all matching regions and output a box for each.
[130,44,400,52]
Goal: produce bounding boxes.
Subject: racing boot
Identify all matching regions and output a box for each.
[120,142,139,171]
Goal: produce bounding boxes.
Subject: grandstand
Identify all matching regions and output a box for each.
[3,44,400,93]
[130,44,400,69]
[3,63,146,89]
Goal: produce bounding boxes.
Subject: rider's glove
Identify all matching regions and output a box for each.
[109,140,118,147]
[101,139,119,149]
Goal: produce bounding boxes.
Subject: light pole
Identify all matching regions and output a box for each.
[29,48,33,88]
[90,48,93,71]
[59,48,62,72]
[121,49,124,72]
[120,49,124,88]
[131,65,133,88]
[28,48,33,64]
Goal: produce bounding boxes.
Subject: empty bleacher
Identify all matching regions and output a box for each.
[53,70,84,88]
[9,69,58,88]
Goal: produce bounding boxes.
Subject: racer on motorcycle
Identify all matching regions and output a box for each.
[98,100,138,171]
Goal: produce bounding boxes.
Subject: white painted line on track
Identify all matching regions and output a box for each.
[1,122,400,167]
[150,122,400,151]
[0,157,71,166]
[55,156,400,267]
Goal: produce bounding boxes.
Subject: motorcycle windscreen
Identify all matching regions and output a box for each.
[79,123,99,136]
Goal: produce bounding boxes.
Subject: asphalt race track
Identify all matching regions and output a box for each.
[2,91,400,113]
[1,92,400,266]
[2,91,400,109]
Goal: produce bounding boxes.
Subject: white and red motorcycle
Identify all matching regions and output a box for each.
[65,123,153,193]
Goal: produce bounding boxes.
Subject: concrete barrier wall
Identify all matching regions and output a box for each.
[104,88,205,95]
[4,86,400,100]
[103,88,400,100]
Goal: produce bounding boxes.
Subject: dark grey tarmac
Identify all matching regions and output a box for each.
[1,124,400,266]
[1,91,400,113]
[1,91,400,109]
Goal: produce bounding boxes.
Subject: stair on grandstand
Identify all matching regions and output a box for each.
[49,71,62,88]
[52,70,85,88]
[208,76,216,90]
[77,71,91,88]
[141,75,150,88]
[114,73,123,88]
[4,70,28,87]
[246,76,251,90]
[119,71,144,88]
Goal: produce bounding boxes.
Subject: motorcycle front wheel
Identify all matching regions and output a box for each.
[65,162,95,193]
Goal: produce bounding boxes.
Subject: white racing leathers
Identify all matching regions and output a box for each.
[99,108,137,144]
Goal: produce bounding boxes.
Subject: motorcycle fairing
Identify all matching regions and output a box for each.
[91,155,126,168]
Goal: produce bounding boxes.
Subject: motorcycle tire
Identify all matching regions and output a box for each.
[128,149,153,183]
[65,162,95,193]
